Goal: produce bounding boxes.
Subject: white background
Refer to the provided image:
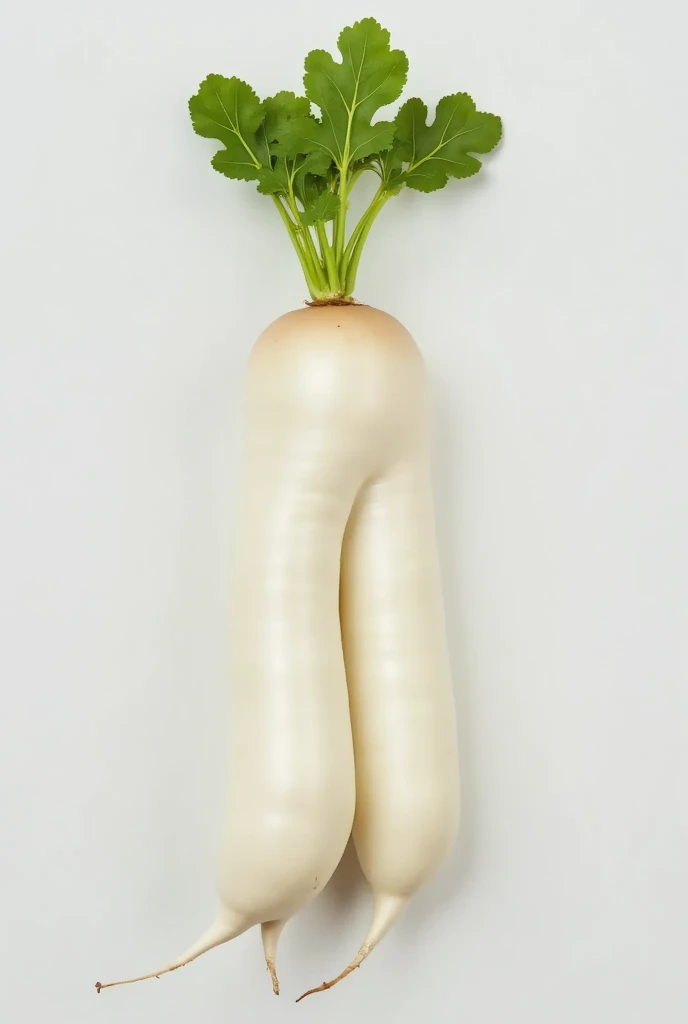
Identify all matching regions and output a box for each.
[1,1,686,1021]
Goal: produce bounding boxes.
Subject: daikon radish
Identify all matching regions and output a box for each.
[96,16,501,1000]
[96,304,433,996]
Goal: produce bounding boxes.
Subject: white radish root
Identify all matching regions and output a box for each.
[297,313,460,1000]
[96,304,424,996]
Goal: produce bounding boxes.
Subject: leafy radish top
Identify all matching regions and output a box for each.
[189,18,502,302]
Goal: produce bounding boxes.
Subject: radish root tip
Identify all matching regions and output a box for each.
[296,953,367,1002]
[266,958,280,995]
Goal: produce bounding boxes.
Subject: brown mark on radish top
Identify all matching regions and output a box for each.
[305,296,364,307]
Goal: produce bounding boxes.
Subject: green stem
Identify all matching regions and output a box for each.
[346,164,369,193]
[334,159,350,269]
[285,189,328,293]
[316,220,341,294]
[271,196,325,299]
[343,193,391,296]
[342,184,387,269]
[302,226,329,292]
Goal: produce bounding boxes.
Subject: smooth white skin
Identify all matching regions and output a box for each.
[97,306,458,997]
[336,448,460,975]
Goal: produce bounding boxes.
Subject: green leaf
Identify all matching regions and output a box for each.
[254,91,307,195]
[377,147,406,194]
[395,93,502,192]
[256,149,330,197]
[189,75,264,181]
[279,18,408,169]
[253,91,335,199]
[295,152,340,224]
[253,166,286,195]
[259,91,310,156]
[300,187,340,226]
[293,151,332,194]
[211,146,261,181]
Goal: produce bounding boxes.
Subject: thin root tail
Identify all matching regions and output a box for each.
[95,959,188,993]
[94,913,244,994]
[295,945,371,1002]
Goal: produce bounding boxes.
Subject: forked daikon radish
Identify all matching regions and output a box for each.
[96,304,434,996]
[297,401,460,1001]
[96,16,501,1000]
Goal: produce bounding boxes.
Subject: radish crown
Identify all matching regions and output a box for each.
[189,18,502,302]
